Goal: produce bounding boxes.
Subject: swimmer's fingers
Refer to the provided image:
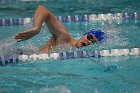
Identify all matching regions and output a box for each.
[15,35,26,40]
[15,33,30,42]
[16,31,31,36]
[15,36,27,42]
[15,36,30,42]
[15,33,29,37]
[15,29,39,42]
[15,33,25,39]
[15,32,27,39]
[16,39,23,42]
[15,33,36,42]
[17,30,38,37]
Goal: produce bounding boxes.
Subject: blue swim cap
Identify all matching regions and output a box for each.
[84,29,105,41]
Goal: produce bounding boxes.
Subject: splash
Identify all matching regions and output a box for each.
[0,36,17,55]
[39,86,71,93]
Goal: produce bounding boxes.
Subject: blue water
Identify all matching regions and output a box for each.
[0,0,140,18]
[0,0,140,93]
[0,56,140,93]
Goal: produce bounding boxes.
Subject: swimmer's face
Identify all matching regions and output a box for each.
[76,34,97,48]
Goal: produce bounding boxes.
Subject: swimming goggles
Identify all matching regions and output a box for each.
[81,34,97,46]
[86,34,97,43]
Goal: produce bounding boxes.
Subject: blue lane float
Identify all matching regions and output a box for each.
[0,18,24,26]
[0,48,140,66]
[0,13,140,26]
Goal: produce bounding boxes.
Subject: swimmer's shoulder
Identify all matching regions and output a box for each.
[58,32,72,41]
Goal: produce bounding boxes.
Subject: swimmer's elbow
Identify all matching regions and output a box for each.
[37,5,48,11]
[37,5,45,9]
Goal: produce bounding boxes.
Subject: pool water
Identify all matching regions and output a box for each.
[0,0,140,18]
[0,56,140,93]
[0,0,140,93]
[0,19,140,93]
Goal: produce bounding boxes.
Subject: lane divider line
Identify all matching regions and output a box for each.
[0,48,139,66]
[0,12,139,26]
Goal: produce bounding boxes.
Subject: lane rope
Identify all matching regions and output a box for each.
[0,12,140,26]
[0,48,140,66]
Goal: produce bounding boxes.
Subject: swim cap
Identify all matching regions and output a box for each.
[84,29,105,41]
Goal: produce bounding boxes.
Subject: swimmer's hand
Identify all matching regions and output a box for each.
[15,28,39,42]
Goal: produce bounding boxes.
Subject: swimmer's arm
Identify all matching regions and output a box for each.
[15,6,48,41]
[33,5,68,36]
[15,5,48,41]
[15,5,68,42]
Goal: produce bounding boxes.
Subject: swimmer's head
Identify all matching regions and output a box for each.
[84,29,105,41]
[76,29,105,48]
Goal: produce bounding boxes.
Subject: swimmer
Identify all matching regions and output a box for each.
[15,5,105,53]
